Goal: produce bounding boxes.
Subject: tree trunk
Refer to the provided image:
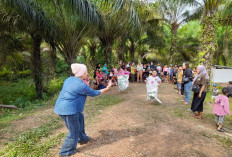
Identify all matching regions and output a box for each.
[89,43,97,70]
[200,16,217,77]
[50,45,57,75]
[104,45,112,64]
[63,49,77,75]
[170,24,178,64]
[31,34,44,99]
[223,29,230,65]
[118,42,124,61]
[129,39,135,62]
[1,52,7,66]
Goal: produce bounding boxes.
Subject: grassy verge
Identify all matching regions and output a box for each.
[0,93,59,138]
[0,117,63,157]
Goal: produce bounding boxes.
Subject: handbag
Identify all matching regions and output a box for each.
[182,76,190,83]
[192,84,201,93]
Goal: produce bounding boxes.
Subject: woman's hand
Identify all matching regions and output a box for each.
[100,82,112,94]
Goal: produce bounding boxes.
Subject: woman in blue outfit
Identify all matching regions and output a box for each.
[181,62,193,105]
[54,63,112,156]
[102,64,109,75]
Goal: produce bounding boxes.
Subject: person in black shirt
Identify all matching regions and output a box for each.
[181,62,193,105]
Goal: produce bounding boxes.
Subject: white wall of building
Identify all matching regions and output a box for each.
[211,68,232,83]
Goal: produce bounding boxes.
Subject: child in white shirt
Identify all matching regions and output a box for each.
[146,71,162,103]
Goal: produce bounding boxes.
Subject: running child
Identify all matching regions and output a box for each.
[146,71,162,103]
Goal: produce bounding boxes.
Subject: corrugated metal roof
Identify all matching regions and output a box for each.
[214,65,232,69]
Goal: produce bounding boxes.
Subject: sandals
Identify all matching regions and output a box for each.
[193,115,203,119]
[217,128,225,132]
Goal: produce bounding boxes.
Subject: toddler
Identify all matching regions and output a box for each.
[213,88,231,132]
[211,84,219,103]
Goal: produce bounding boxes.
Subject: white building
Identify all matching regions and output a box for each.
[211,65,232,83]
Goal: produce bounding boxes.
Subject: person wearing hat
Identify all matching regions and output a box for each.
[54,63,112,156]
[211,84,219,103]
[227,81,232,98]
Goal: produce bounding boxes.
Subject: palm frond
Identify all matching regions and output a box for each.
[64,0,102,25]
[185,6,204,22]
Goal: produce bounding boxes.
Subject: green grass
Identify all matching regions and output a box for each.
[0,93,59,138]
[0,117,63,157]
[213,135,232,149]
[0,76,66,109]
[0,79,36,108]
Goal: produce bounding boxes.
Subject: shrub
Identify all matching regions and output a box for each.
[47,76,66,95]
[56,60,69,73]
[0,68,12,79]
[18,69,31,78]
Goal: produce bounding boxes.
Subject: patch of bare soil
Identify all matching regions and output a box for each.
[53,83,232,157]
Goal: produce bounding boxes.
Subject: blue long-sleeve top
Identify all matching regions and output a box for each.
[54,76,101,115]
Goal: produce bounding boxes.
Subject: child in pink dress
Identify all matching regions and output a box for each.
[213,88,231,132]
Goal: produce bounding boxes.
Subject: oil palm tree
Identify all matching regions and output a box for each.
[0,0,102,98]
[159,0,191,63]
[95,0,141,64]
[186,0,225,71]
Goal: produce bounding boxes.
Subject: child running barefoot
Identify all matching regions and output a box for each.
[213,88,231,132]
[146,71,162,103]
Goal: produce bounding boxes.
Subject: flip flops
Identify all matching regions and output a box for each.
[217,128,225,132]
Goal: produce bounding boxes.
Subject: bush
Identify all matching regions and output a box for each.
[47,76,66,95]
[18,69,31,78]
[0,79,36,108]
[0,68,12,79]
[56,60,69,73]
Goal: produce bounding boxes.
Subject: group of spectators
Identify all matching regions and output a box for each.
[176,63,232,132]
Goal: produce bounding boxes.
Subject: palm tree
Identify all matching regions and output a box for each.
[0,0,50,98]
[95,0,141,64]
[159,0,191,63]
[0,0,102,98]
[186,0,224,71]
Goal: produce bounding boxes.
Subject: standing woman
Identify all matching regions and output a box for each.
[182,62,193,105]
[137,62,143,83]
[191,65,209,119]
[54,64,112,156]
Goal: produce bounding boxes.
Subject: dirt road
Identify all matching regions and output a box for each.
[55,83,232,157]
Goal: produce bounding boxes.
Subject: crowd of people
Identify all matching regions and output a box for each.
[54,62,232,156]
[89,62,232,132]
[90,62,186,90]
